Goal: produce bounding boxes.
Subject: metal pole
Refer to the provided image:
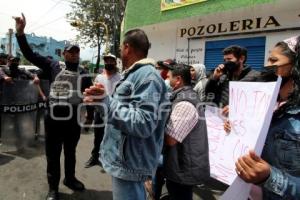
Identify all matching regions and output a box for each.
[8,28,13,56]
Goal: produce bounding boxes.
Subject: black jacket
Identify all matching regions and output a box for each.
[16,34,94,120]
[205,65,260,108]
[164,86,210,185]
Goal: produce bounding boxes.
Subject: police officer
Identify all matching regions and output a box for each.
[14,14,93,200]
[0,56,40,83]
[0,55,40,147]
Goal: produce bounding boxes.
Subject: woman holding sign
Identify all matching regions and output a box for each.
[234,36,300,199]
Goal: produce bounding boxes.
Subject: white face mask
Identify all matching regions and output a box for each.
[165,79,171,88]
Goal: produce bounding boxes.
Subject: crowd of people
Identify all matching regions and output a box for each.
[0,13,299,200]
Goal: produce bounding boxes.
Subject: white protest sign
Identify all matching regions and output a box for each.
[206,78,281,200]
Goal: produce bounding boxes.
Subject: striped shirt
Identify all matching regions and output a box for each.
[165,101,199,143]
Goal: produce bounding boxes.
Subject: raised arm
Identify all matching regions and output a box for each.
[14,13,52,74]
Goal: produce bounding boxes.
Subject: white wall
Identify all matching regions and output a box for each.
[140,0,300,65]
[265,30,300,65]
[144,23,177,61]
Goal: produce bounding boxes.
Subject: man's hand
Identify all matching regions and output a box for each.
[222,105,229,117]
[165,134,178,146]
[235,150,271,184]
[41,95,47,101]
[224,119,231,134]
[33,76,40,84]
[212,64,225,80]
[83,83,106,103]
[222,105,231,133]
[13,13,26,36]
[4,76,13,83]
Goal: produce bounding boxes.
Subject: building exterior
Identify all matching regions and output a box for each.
[123,0,300,71]
[0,32,69,61]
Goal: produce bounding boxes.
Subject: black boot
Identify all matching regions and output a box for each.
[63,177,85,191]
[46,190,59,200]
[84,156,101,168]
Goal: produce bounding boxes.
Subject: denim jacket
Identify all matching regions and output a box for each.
[261,106,300,200]
[99,58,170,181]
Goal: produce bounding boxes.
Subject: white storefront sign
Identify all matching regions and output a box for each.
[141,0,300,64]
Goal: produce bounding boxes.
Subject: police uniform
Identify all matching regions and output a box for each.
[16,34,93,192]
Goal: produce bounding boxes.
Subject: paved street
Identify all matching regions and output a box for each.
[0,130,112,200]
[0,130,225,200]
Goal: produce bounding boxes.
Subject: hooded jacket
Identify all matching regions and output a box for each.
[191,64,208,102]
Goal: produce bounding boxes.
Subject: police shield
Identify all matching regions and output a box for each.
[35,79,49,138]
[0,80,39,150]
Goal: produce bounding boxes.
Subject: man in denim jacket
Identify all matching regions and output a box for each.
[84,29,170,200]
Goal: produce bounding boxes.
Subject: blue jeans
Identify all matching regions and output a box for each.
[112,176,146,200]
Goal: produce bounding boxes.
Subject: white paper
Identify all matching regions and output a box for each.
[206,78,281,200]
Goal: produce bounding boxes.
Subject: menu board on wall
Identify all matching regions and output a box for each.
[161,0,207,11]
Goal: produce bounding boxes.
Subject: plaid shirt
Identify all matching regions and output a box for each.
[165,101,199,143]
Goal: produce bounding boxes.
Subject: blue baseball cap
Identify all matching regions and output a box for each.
[64,44,80,51]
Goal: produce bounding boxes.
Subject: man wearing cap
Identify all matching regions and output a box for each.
[164,63,210,200]
[156,59,176,90]
[14,14,93,200]
[156,59,176,80]
[0,55,39,146]
[0,56,39,83]
[85,53,121,168]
